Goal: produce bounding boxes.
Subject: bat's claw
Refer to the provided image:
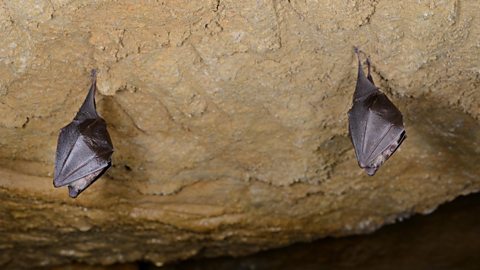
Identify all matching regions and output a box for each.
[91,69,97,80]
[354,47,373,78]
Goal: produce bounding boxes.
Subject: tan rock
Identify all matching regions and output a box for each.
[0,0,479,268]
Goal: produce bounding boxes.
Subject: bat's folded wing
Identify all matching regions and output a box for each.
[349,93,405,169]
[53,135,110,187]
[79,118,114,155]
[363,111,404,166]
[54,123,80,186]
[348,102,369,165]
[371,93,404,126]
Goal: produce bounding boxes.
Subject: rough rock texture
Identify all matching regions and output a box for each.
[156,193,480,270]
[0,0,479,269]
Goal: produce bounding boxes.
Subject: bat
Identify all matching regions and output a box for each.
[347,48,406,176]
[53,70,114,198]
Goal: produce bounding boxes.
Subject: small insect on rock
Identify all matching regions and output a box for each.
[53,70,114,198]
[347,48,406,176]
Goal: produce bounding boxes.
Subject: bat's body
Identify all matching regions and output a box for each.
[53,70,113,197]
[348,49,406,176]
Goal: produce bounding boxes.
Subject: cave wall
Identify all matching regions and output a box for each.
[0,0,479,268]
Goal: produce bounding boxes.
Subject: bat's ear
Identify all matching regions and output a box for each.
[353,47,378,101]
[75,69,99,121]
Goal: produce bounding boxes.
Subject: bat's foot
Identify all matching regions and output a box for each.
[354,47,370,62]
[91,69,97,80]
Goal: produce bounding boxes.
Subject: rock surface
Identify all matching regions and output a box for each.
[155,193,480,270]
[0,0,479,269]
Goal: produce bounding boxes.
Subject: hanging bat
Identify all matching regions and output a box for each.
[53,70,114,198]
[347,48,406,176]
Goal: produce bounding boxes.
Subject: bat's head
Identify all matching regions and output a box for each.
[66,164,111,198]
[357,159,380,176]
[365,167,378,176]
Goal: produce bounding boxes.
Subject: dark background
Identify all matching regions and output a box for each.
[151,192,480,270]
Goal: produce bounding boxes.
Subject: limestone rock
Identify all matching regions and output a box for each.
[0,0,479,269]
